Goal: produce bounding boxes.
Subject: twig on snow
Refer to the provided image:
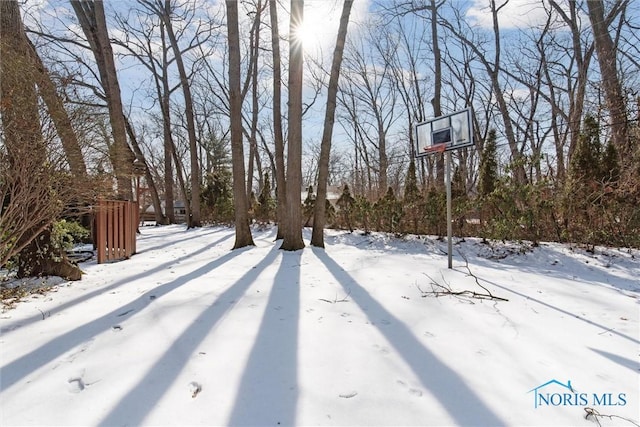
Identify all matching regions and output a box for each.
[418,273,505,302]
[456,250,509,302]
[584,407,640,427]
[417,251,508,302]
[319,289,351,304]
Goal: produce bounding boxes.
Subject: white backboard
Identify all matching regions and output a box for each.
[415,108,473,157]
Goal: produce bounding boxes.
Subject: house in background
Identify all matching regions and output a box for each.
[300,185,342,206]
[173,200,186,218]
[141,200,187,224]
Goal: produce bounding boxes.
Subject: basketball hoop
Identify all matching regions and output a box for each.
[414,108,474,270]
[423,143,447,154]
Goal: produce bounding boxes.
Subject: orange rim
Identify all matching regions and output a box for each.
[423,143,446,154]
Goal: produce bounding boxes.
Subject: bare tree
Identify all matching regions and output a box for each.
[226,0,255,249]
[140,0,205,227]
[311,0,354,248]
[245,0,267,201]
[586,0,630,153]
[341,29,399,197]
[269,0,287,240]
[71,0,135,199]
[547,0,595,179]
[26,39,88,179]
[113,1,214,224]
[281,0,305,251]
[385,0,446,182]
[440,0,528,184]
[112,7,182,223]
[1,0,81,280]
[337,84,377,196]
[380,8,433,187]
[123,116,166,226]
[159,20,176,224]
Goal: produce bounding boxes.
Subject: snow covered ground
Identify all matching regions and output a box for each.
[1,224,638,426]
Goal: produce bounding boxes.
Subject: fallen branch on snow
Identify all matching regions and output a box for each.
[319,289,351,304]
[456,250,508,301]
[417,273,507,302]
[417,251,508,302]
[584,407,639,427]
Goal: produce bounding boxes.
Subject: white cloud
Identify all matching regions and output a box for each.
[466,0,550,29]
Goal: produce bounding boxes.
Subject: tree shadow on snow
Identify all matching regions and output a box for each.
[589,348,640,373]
[311,247,507,427]
[467,244,640,296]
[475,276,640,345]
[0,232,233,336]
[227,250,301,426]
[134,225,223,255]
[97,244,284,427]
[0,237,244,394]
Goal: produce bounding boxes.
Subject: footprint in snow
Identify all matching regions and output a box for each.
[409,388,423,397]
[373,344,390,355]
[68,377,85,393]
[189,382,202,398]
[397,380,423,397]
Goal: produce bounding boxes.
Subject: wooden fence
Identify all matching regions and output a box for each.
[95,199,138,263]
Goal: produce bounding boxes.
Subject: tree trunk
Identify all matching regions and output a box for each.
[586,0,629,154]
[26,39,87,179]
[159,0,201,227]
[71,0,134,199]
[170,138,192,225]
[311,0,353,248]
[377,118,388,195]
[17,230,82,281]
[226,0,255,249]
[281,0,305,251]
[548,0,594,168]
[247,1,263,201]
[124,116,166,225]
[1,0,81,280]
[488,0,527,184]
[160,21,175,223]
[161,91,175,224]
[111,10,176,223]
[311,0,354,248]
[269,0,287,240]
[430,0,445,185]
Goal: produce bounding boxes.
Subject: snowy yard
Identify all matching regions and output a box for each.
[1,225,638,426]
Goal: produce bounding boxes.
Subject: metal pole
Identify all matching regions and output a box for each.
[446,151,452,269]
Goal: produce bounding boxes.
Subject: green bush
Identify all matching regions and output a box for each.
[201,170,234,223]
[256,173,276,222]
[51,219,89,251]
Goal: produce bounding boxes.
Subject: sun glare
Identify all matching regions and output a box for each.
[293,20,318,51]
[290,1,344,54]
